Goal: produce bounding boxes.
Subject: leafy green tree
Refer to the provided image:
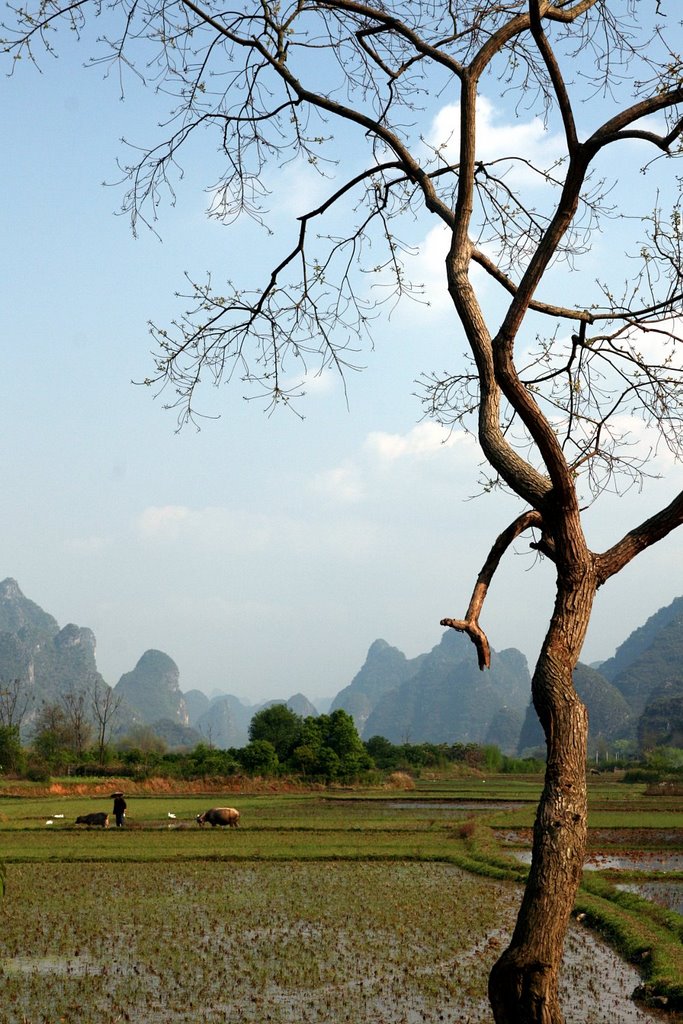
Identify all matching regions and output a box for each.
[31,703,76,770]
[365,735,400,770]
[314,746,342,782]
[291,716,325,775]
[0,725,25,774]
[239,739,279,776]
[644,746,683,774]
[295,710,371,781]
[248,705,303,765]
[483,745,503,773]
[324,709,373,779]
[187,742,239,778]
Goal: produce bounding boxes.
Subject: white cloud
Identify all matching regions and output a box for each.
[311,462,365,503]
[267,156,332,219]
[428,95,564,183]
[619,320,683,367]
[310,421,477,508]
[366,421,473,461]
[407,223,451,314]
[136,505,274,551]
[602,414,682,472]
[281,366,341,399]
[406,222,494,317]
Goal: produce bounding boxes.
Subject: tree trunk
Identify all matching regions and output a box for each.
[488,565,595,1024]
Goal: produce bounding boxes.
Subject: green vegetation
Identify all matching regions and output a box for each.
[0,773,680,1018]
[2,861,516,1023]
[575,876,683,1010]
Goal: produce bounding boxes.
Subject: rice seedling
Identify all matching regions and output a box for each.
[0,776,680,1020]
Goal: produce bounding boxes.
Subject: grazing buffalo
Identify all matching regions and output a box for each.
[75,812,109,828]
[196,807,240,828]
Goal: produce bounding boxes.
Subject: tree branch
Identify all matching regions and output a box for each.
[596,488,683,585]
[441,510,544,670]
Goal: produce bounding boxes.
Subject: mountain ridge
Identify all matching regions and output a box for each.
[0,576,680,753]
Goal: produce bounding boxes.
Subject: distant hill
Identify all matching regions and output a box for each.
[183,688,211,726]
[330,639,419,735]
[637,680,683,750]
[0,578,108,738]
[284,693,319,718]
[358,630,531,749]
[485,706,524,752]
[606,607,683,717]
[146,718,203,749]
[194,693,321,749]
[0,576,681,754]
[517,662,634,756]
[0,577,58,636]
[195,695,254,748]
[599,596,683,686]
[335,601,683,755]
[114,650,189,726]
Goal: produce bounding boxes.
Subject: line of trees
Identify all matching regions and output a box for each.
[0,700,377,782]
[0,693,553,781]
[0,676,123,778]
[8,692,677,784]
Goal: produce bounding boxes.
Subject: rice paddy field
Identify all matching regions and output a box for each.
[0,773,681,1023]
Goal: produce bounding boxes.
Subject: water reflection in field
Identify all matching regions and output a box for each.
[617,881,683,915]
[389,801,527,811]
[513,850,683,872]
[2,860,671,1024]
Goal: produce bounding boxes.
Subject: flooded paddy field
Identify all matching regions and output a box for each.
[0,777,681,1021]
[617,882,683,917]
[512,848,683,873]
[0,861,674,1024]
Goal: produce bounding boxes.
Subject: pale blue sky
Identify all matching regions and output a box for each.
[2,11,682,703]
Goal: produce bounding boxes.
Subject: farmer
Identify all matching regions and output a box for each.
[112,791,127,828]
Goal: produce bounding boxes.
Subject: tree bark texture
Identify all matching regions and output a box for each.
[488,559,595,1024]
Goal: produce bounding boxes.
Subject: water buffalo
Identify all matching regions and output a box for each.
[75,812,109,828]
[196,807,240,828]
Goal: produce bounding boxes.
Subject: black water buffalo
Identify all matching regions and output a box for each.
[75,812,109,828]
[196,807,240,828]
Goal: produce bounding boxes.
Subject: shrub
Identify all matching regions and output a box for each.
[25,759,51,783]
[386,771,415,790]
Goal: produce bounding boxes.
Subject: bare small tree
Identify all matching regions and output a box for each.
[89,678,123,767]
[0,678,33,731]
[3,1,683,1020]
[61,688,93,759]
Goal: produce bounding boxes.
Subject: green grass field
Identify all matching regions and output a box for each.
[0,774,681,1022]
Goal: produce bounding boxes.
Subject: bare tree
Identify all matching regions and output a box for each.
[89,678,123,767]
[3,1,683,1020]
[61,688,93,758]
[0,678,33,731]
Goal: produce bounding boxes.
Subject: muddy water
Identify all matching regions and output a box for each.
[2,922,671,1023]
[389,801,527,811]
[559,926,673,1024]
[617,880,683,915]
[513,849,683,872]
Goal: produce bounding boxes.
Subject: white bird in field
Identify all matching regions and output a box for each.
[167,812,176,819]
[46,820,54,826]
[54,813,64,818]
